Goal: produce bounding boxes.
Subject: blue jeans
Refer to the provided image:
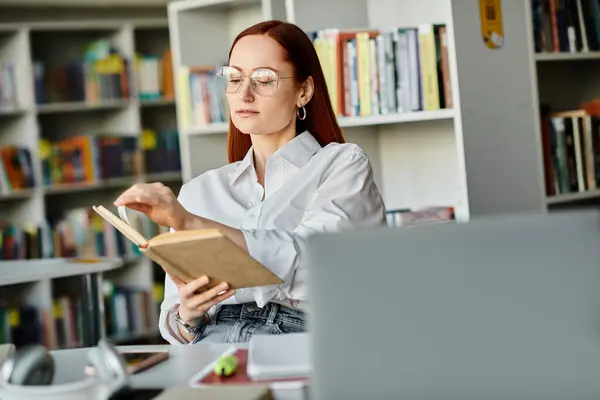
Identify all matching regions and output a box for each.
[191,302,306,343]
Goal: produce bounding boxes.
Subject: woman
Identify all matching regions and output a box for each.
[114,20,387,344]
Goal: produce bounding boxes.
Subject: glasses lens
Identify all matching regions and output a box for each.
[251,69,279,95]
[217,66,243,93]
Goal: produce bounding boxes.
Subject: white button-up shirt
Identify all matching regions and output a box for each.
[159,130,387,344]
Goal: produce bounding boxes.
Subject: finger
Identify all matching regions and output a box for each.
[181,275,210,298]
[197,289,236,313]
[126,203,152,214]
[187,282,230,308]
[114,185,162,207]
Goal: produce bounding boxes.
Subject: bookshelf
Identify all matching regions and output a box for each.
[0,15,177,348]
[168,0,547,223]
[529,0,600,208]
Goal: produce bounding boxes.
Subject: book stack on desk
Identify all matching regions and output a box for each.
[190,333,311,400]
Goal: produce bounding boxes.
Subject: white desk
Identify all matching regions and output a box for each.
[51,343,234,388]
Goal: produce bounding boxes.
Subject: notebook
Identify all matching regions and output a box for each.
[247,333,311,381]
[92,205,284,288]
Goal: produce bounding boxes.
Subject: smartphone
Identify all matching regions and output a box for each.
[85,349,169,375]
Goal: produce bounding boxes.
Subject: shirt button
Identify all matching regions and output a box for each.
[248,201,255,207]
[238,289,245,294]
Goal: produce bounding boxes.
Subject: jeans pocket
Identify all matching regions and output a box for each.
[272,311,307,334]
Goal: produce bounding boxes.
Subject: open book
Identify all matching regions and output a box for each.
[92,205,284,289]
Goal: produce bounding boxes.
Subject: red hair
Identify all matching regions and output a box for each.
[227,20,345,163]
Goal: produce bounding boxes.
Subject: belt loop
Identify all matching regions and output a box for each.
[267,303,279,325]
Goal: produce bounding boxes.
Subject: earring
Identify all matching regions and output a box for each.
[297,105,307,121]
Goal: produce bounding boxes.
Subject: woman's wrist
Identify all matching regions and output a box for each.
[177,212,206,231]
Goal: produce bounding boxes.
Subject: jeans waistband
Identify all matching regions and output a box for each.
[216,302,305,326]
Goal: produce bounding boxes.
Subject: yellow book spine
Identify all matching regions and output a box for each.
[177,67,191,129]
[356,32,371,116]
[418,24,440,110]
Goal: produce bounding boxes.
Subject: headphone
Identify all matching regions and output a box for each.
[1,339,128,387]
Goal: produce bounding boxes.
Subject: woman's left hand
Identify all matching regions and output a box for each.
[114,183,191,230]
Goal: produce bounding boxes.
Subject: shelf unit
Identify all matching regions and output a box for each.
[0,15,177,348]
[168,0,546,222]
[528,0,600,209]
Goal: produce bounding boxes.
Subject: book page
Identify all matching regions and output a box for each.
[92,205,148,247]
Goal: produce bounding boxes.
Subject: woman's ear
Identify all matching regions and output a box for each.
[297,76,314,107]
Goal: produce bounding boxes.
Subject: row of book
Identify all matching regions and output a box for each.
[136,49,174,101]
[176,23,451,129]
[532,0,600,54]
[0,284,162,349]
[309,24,451,117]
[33,39,132,104]
[39,130,180,188]
[0,146,35,195]
[32,38,175,105]
[1,205,169,261]
[0,62,17,109]
[540,109,600,197]
[386,206,455,228]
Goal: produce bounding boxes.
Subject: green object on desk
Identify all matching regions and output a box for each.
[213,354,238,377]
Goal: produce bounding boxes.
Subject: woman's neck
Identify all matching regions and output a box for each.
[251,125,296,186]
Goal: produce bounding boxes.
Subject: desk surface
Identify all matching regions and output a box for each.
[51,343,235,388]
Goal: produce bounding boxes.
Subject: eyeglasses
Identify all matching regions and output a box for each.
[216,66,294,96]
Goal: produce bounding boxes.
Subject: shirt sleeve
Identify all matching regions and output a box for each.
[241,145,387,306]
[156,183,223,343]
[157,184,195,344]
[158,273,189,344]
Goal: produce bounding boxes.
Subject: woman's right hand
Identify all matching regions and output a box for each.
[171,275,236,324]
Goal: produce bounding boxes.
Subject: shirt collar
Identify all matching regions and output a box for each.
[228,131,321,185]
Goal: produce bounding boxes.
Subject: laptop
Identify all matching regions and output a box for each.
[305,210,600,400]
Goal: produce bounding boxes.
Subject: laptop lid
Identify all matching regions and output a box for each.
[305,210,600,400]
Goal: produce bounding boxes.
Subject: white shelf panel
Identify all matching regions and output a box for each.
[183,110,455,136]
[535,52,600,62]
[183,122,229,136]
[169,0,259,12]
[338,109,455,128]
[0,189,37,201]
[37,100,131,114]
[0,257,123,286]
[0,106,28,116]
[139,98,176,107]
[44,176,137,195]
[142,171,182,182]
[546,190,600,206]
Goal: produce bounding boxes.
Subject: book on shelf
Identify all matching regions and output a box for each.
[92,205,284,289]
[136,48,174,101]
[0,61,17,110]
[539,107,600,197]
[176,23,451,130]
[33,38,132,105]
[308,23,451,117]
[386,206,455,228]
[0,146,35,195]
[531,0,600,54]
[38,131,181,188]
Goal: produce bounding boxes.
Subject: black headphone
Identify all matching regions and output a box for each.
[1,339,128,387]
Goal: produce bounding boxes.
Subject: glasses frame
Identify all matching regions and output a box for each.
[217,66,295,96]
